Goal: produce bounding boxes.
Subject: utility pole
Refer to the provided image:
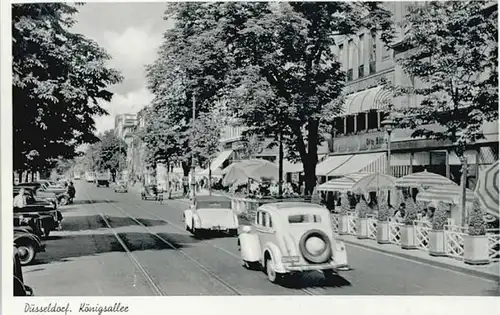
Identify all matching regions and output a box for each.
[191,95,197,201]
[278,131,283,198]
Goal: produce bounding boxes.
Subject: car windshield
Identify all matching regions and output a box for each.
[288,214,322,224]
[196,201,231,209]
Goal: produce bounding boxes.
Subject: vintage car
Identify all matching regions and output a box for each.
[14,190,63,237]
[183,196,238,238]
[141,185,161,201]
[16,182,69,206]
[14,187,58,209]
[114,180,128,193]
[238,202,348,284]
[14,229,45,265]
[14,246,34,296]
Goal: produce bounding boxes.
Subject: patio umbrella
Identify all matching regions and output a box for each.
[395,170,457,188]
[222,159,278,187]
[475,161,499,220]
[416,186,475,205]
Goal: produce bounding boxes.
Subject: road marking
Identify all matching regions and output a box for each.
[107,200,244,296]
[84,193,166,296]
[344,242,499,283]
[131,201,320,295]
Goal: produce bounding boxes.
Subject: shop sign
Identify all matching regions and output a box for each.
[333,132,387,153]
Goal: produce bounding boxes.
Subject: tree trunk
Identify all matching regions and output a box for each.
[460,157,468,226]
[208,163,212,196]
[278,132,284,198]
[303,121,319,195]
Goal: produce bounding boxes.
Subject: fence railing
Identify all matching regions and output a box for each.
[444,225,466,260]
[487,228,500,262]
[414,220,431,251]
[331,215,339,234]
[389,221,403,245]
[347,215,357,235]
[367,218,377,240]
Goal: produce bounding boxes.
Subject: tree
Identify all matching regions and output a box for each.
[12,3,122,175]
[152,2,393,194]
[382,1,497,163]
[242,133,264,160]
[83,131,127,180]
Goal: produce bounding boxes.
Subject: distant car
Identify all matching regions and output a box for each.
[18,182,69,206]
[238,202,349,284]
[14,246,34,296]
[114,180,128,193]
[14,230,45,265]
[183,196,238,238]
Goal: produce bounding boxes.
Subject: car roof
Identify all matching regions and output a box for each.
[259,202,329,215]
[194,196,231,203]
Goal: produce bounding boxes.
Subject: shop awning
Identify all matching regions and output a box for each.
[283,160,303,174]
[327,152,387,177]
[315,155,353,176]
[200,150,233,176]
[343,86,393,115]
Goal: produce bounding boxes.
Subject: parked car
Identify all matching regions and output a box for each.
[14,246,34,296]
[14,190,63,237]
[37,180,64,189]
[141,185,160,201]
[13,187,57,209]
[14,230,45,265]
[14,213,44,237]
[183,196,238,238]
[114,180,128,193]
[96,172,111,187]
[16,182,69,206]
[238,202,349,284]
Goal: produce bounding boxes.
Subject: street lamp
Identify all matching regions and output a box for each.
[381,116,396,176]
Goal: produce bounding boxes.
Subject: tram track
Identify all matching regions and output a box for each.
[120,198,318,296]
[85,194,166,296]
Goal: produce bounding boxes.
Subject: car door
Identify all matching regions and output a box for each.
[255,211,275,253]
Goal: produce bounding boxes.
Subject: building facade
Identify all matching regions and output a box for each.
[317,2,498,190]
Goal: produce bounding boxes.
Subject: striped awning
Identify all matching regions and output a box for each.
[318,172,396,193]
[416,186,475,205]
[200,150,233,176]
[475,161,499,219]
[316,155,352,176]
[343,86,392,115]
[395,170,457,188]
[328,152,387,177]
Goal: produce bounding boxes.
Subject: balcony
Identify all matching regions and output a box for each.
[358,65,365,79]
[346,69,353,82]
[369,60,376,75]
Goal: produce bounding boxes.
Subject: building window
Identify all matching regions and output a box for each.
[347,39,354,80]
[356,114,366,131]
[338,44,344,69]
[346,116,355,134]
[369,33,376,74]
[367,110,378,130]
[358,34,365,78]
[334,117,344,135]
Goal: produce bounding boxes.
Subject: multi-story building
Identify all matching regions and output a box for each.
[114,113,138,180]
[316,2,498,190]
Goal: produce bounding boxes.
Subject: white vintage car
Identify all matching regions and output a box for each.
[239,202,348,284]
[184,196,239,238]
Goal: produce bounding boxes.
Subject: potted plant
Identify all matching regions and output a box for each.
[377,202,391,244]
[355,199,370,239]
[464,198,489,265]
[400,199,418,249]
[429,202,448,256]
[338,196,350,235]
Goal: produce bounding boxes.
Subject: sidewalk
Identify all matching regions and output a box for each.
[337,234,500,282]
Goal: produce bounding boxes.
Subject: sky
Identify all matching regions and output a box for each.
[71,2,174,134]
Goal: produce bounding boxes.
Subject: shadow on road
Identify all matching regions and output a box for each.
[61,215,167,232]
[31,231,194,266]
[280,271,352,289]
[72,200,117,205]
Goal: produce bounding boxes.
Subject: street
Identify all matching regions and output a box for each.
[23,181,499,296]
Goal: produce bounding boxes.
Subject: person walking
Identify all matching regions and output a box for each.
[67,182,76,204]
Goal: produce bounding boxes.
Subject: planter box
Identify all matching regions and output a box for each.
[400,225,418,250]
[338,215,349,235]
[356,218,369,239]
[464,235,490,265]
[377,221,390,244]
[429,230,446,256]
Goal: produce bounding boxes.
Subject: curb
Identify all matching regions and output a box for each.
[338,237,500,282]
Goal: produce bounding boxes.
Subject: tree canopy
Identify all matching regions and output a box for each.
[382,1,498,158]
[83,131,127,175]
[148,2,393,192]
[12,3,122,174]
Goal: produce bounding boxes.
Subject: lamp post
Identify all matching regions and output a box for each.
[191,95,197,201]
[381,117,395,176]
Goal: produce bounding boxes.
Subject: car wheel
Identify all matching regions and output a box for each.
[59,197,68,206]
[266,257,279,283]
[17,244,36,266]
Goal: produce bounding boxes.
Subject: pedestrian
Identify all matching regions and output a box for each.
[394,203,406,223]
[67,181,76,204]
[13,188,27,208]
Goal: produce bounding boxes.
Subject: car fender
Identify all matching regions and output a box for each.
[262,242,285,273]
[192,213,201,229]
[232,214,239,229]
[333,240,348,266]
[184,209,193,227]
[14,233,42,251]
[239,232,261,263]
